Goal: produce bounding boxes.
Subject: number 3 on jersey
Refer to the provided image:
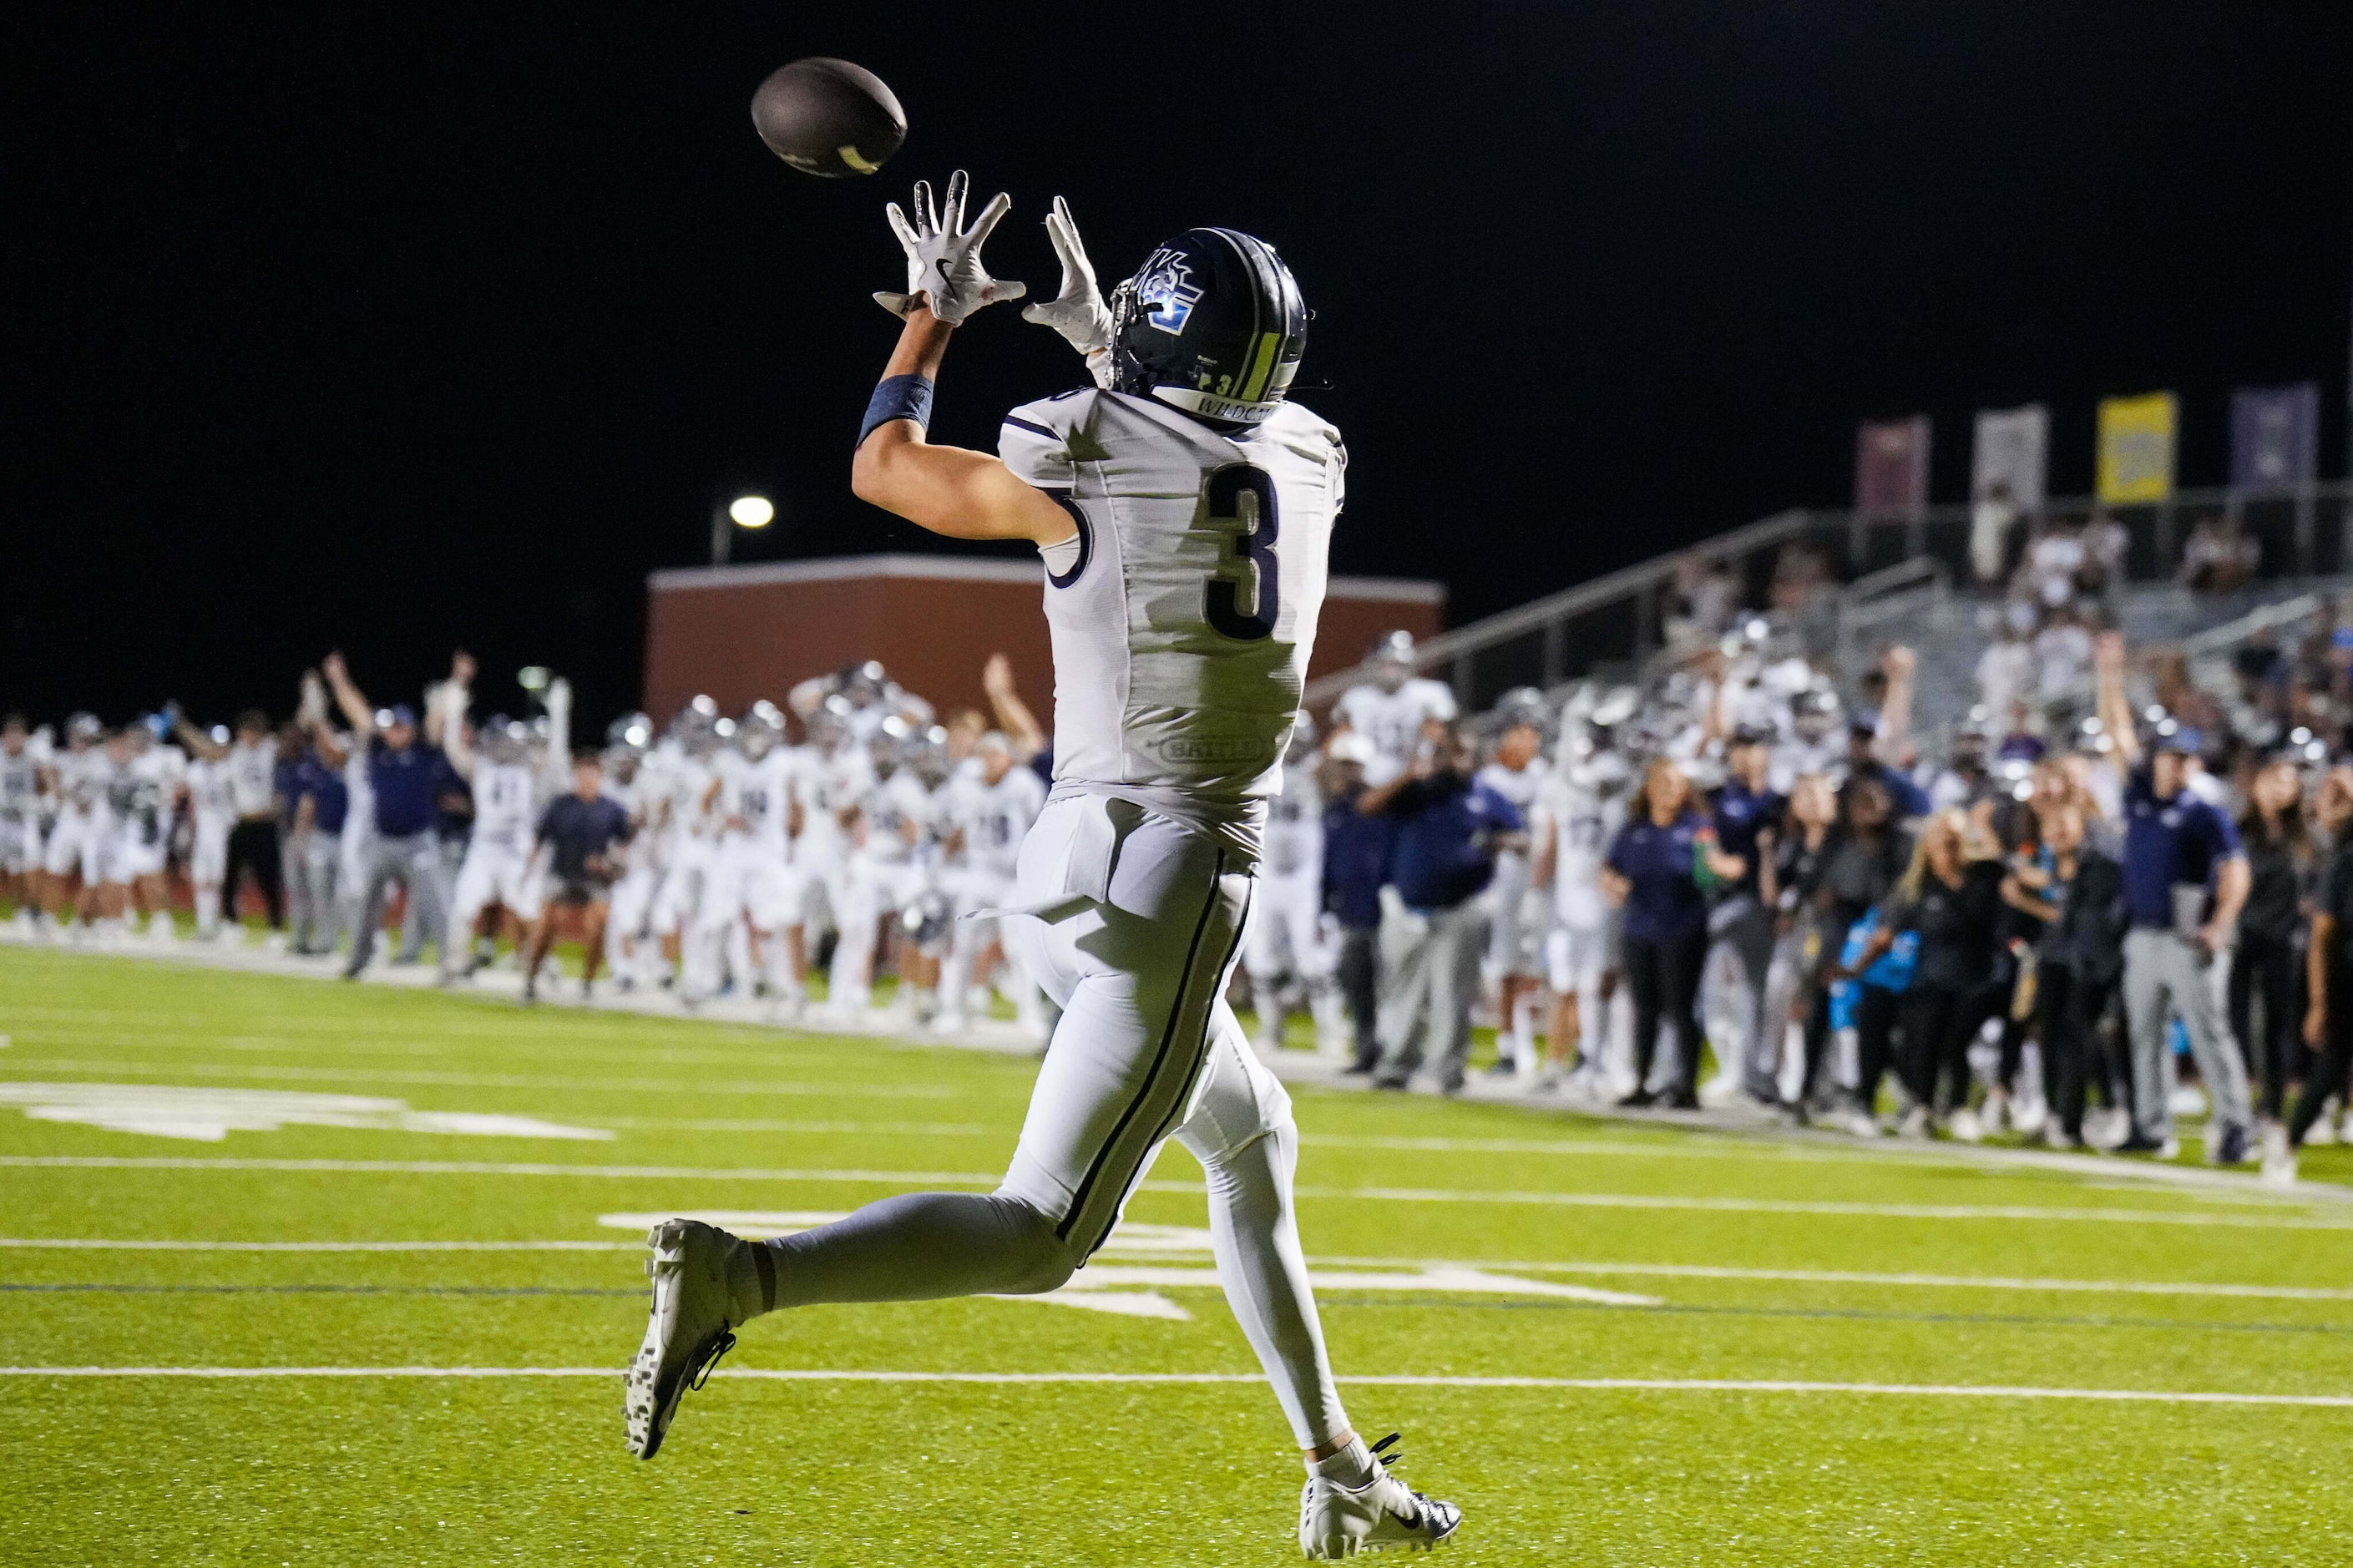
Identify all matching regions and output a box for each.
[1202,463,1281,641]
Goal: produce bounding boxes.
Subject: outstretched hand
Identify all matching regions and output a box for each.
[874,170,1026,326]
[1021,196,1115,386]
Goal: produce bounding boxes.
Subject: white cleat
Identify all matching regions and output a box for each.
[623,1218,757,1460]
[1299,1435,1461,1559]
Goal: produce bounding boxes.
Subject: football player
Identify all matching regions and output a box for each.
[624,175,1458,1557]
[1240,719,1332,1054]
[934,729,1046,1035]
[596,715,663,993]
[444,698,565,983]
[1475,691,1551,1077]
[784,700,875,1009]
[1,714,43,933]
[1532,707,1633,1093]
[1331,631,1458,787]
[831,722,936,1016]
[721,702,802,1011]
[40,714,107,938]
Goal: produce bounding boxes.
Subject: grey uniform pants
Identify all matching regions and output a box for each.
[1704,898,1780,1098]
[2121,928,2252,1141]
[286,832,343,954]
[1374,896,1491,1087]
[347,831,452,974]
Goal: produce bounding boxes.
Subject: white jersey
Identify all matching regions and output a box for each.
[185,756,236,823]
[0,749,36,823]
[468,760,540,854]
[1333,678,1459,787]
[859,770,934,867]
[731,748,798,859]
[1538,766,1627,929]
[794,744,875,845]
[949,766,1048,882]
[58,747,109,813]
[1260,759,1323,880]
[225,740,277,817]
[1476,756,1549,817]
[109,746,184,848]
[666,755,724,847]
[999,388,1345,857]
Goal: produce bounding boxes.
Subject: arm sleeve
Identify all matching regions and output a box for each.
[2202,802,2244,859]
[998,391,1093,489]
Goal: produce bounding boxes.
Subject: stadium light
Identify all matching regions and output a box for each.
[730,494,775,529]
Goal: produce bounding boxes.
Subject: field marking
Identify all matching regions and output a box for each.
[1282,1185,2353,1231]
[0,1238,641,1252]
[0,1156,999,1183]
[0,1082,610,1144]
[4,1366,2350,1406]
[0,1060,971,1099]
[3,1235,2345,1305]
[1310,1257,2353,1302]
[7,1155,2347,1229]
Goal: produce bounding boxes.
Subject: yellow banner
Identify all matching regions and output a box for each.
[2097,392,2177,504]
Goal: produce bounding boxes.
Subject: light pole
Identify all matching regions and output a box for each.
[710,493,775,566]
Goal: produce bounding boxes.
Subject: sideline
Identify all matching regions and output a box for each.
[5,934,2346,1203]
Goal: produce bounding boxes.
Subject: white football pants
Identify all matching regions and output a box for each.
[748,795,1351,1449]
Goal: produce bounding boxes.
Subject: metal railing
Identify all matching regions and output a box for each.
[1303,479,2353,716]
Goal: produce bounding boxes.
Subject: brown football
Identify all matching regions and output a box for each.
[750,58,906,179]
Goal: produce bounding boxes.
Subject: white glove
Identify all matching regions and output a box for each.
[1021,195,1116,388]
[873,169,1026,326]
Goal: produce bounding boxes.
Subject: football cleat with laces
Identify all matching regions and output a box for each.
[1299,1434,1462,1558]
[623,1218,762,1459]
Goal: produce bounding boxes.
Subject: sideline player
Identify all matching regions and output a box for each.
[2,715,44,932]
[1475,693,1551,1076]
[935,729,1046,1034]
[624,176,1458,1557]
[1332,631,1458,787]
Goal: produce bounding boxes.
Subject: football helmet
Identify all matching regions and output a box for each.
[606,713,653,752]
[738,701,785,760]
[1366,630,1417,694]
[1108,227,1307,427]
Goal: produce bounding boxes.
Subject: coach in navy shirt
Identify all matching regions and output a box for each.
[2094,632,2253,1160]
[520,752,635,1003]
[1361,725,1526,1092]
[1709,726,1786,1102]
[322,653,462,980]
[1603,758,1724,1110]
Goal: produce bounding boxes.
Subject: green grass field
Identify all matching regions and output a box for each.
[6,945,2353,1565]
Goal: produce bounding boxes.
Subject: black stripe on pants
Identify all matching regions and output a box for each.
[222,818,284,929]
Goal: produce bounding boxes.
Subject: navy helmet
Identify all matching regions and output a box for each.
[1108,228,1307,427]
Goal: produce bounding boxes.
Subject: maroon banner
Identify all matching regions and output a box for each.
[1855,415,1931,517]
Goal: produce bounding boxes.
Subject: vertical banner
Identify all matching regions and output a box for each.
[1855,415,1930,515]
[2229,382,2318,493]
[1971,403,2049,508]
[2096,392,2177,505]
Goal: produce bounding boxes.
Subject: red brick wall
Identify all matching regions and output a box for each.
[643,556,1441,731]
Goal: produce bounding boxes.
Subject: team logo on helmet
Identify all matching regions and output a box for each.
[1133,246,1205,336]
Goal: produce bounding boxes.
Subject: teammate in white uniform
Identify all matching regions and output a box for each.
[831,725,937,1014]
[596,715,662,992]
[626,181,1457,1556]
[1533,732,1632,1091]
[446,718,549,978]
[1241,725,1332,1052]
[785,702,875,1002]
[650,701,726,1001]
[1331,630,1458,787]
[934,731,1046,1034]
[41,715,106,936]
[105,720,186,941]
[715,703,802,1008]
[1,714,44,933]
[181,727,238,940]
[1475,695,1551,1075]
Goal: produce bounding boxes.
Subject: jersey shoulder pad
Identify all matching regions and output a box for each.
[999,387,1104,489]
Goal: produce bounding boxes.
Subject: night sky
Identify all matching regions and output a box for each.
[7,3,2350,730]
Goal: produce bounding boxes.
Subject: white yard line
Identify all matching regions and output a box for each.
[6,1155,2346,1229]
[3,1365,2348,1406]
[1,1235,2343,1302]
[0,1059,969,1099]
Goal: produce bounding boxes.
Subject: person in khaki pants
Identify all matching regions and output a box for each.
[1360,725,1526,1094]
[2093,631,2254,1162]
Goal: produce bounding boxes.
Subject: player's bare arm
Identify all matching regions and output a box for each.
[848,172,1072,548]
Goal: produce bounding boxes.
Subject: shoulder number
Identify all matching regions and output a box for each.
[1202,463,1280,641]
